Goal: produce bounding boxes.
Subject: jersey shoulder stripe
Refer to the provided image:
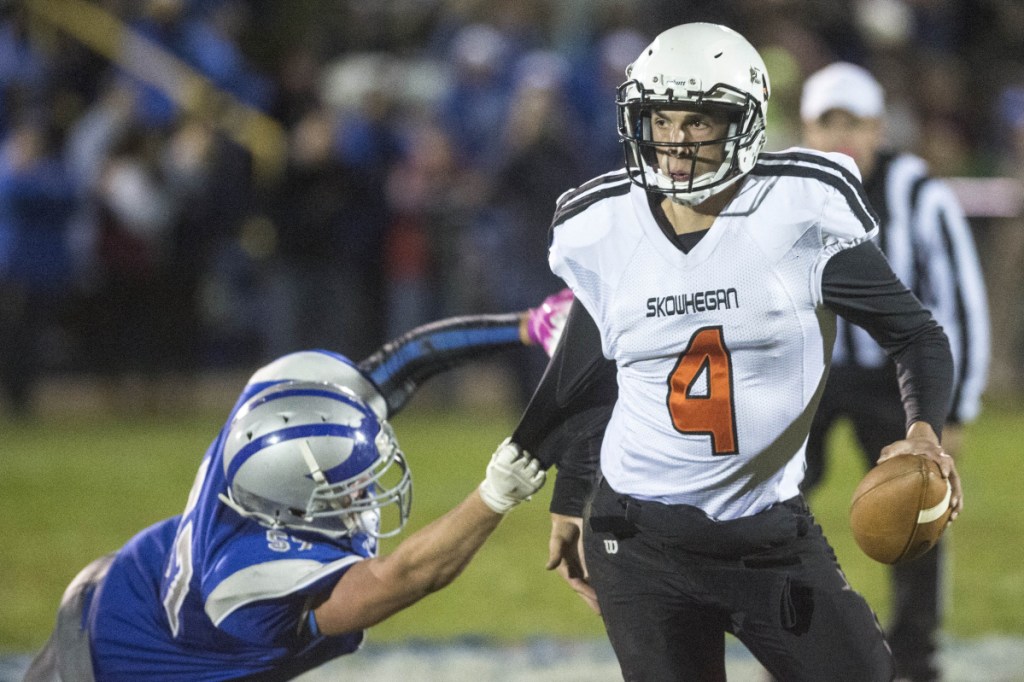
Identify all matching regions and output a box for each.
[753,150,879,232]
[909,174,931,215]
[551,170,631,234]
[206,556,363,626]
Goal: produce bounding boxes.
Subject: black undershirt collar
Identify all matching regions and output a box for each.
[647,192,710,253]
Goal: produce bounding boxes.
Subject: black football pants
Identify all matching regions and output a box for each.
[585,478,895,682]
[804,366,943,682]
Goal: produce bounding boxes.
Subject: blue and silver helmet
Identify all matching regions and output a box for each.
[220,380,412,539]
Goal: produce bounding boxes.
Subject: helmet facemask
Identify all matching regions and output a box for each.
[301,421,412,539]
[618,81,766,206]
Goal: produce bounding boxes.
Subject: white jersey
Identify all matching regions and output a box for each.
[549,148,878,520]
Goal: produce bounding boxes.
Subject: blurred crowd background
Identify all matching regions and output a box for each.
[1,0,1022,418]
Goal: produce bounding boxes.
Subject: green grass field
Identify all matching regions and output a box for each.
[2,396,1022,653]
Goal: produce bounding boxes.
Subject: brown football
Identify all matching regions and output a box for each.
[849,454,953,565]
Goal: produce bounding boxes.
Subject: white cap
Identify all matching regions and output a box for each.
[800,62,885,121]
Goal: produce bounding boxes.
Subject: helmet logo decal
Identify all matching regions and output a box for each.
[663,76,699,91]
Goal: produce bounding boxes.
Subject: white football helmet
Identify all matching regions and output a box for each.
[617,23,770,205]
[219,380,412,540]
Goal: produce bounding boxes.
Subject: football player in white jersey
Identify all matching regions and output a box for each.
[23,295,570,682]
[512,23,961,681]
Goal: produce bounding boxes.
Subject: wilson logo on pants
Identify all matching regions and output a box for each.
[604,539,619,554]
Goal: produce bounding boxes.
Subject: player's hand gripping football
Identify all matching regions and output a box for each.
[478,439,546,514]
[878,420,962,524]
[547,514,600,614]
[525,288,574,356]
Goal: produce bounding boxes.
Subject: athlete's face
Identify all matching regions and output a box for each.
[802,108,883,180]
[650,108,731,183]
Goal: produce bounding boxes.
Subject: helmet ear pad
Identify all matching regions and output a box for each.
[220,381,412,540]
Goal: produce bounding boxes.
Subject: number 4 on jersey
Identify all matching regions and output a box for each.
[667,326,738,455]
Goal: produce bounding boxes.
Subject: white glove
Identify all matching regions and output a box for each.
[478,438,546,514]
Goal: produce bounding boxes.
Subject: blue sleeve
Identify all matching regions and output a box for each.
[202,527,372,647]
[215,564,355,648]
[358,313,525,416]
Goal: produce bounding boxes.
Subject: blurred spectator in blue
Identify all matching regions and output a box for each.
[0,120,78,416]
[469,49,589,407]
[331,92,395,358]
[122,0,192,128]
[74,126,179,408]
[435,23,514,171]
[321,50,457,331]
[162,114,254,369]
[124,0,273,128]
[567,27,648,173]
[261,104,388,362]
[177,0,274,110]
[318,52,405,175]
[0,5,50,135]
[383,117,476,337]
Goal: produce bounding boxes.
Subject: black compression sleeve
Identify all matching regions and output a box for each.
[512,299,617,516]
[512,299,616,459]
[543,404,611,515]
[357,313,524,417]
[822,241,954,435]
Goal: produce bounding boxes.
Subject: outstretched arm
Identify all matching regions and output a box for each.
[358,290,574,416]
[312,440,545,636]
[358,313,524,416]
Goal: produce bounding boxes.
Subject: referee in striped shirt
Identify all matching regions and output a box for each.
[799,63,990,682]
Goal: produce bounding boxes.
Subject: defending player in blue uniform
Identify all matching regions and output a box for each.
[24,295,570,682]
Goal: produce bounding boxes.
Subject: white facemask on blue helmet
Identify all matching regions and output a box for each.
[617,23,771,206]
[219,381,412,540]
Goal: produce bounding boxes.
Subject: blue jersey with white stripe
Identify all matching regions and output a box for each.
[88,351,377,682]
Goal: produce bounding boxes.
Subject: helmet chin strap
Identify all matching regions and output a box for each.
[660,169,719,206]
[669,171,745,206]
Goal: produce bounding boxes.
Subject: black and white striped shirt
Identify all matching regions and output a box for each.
[834,152,990,423]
